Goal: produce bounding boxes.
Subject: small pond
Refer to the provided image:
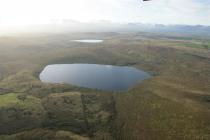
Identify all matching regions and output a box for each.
[72,40,104,43]
[39,64,150,91]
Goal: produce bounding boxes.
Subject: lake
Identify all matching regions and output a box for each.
[39,64,150,91]
[72,40,103,43]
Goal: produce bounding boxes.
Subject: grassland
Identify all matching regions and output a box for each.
[0,32,209,139]
[0,93,41,108]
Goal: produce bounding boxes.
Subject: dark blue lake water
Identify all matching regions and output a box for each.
[39,64,150,91]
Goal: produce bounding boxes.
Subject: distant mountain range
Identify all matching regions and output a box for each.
[35,21,210,36]
[124,23,210,36]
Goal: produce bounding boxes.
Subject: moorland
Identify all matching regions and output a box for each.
[0,32,210,140]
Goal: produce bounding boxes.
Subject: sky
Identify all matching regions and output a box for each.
[0,0,210,27]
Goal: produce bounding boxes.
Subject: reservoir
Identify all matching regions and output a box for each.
[40,64,150,91]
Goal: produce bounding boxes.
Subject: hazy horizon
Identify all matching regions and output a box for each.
[1,21,210,36]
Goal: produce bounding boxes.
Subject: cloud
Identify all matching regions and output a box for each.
[0,0,209,26]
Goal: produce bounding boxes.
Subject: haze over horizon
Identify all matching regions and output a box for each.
[0,0,210,29]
